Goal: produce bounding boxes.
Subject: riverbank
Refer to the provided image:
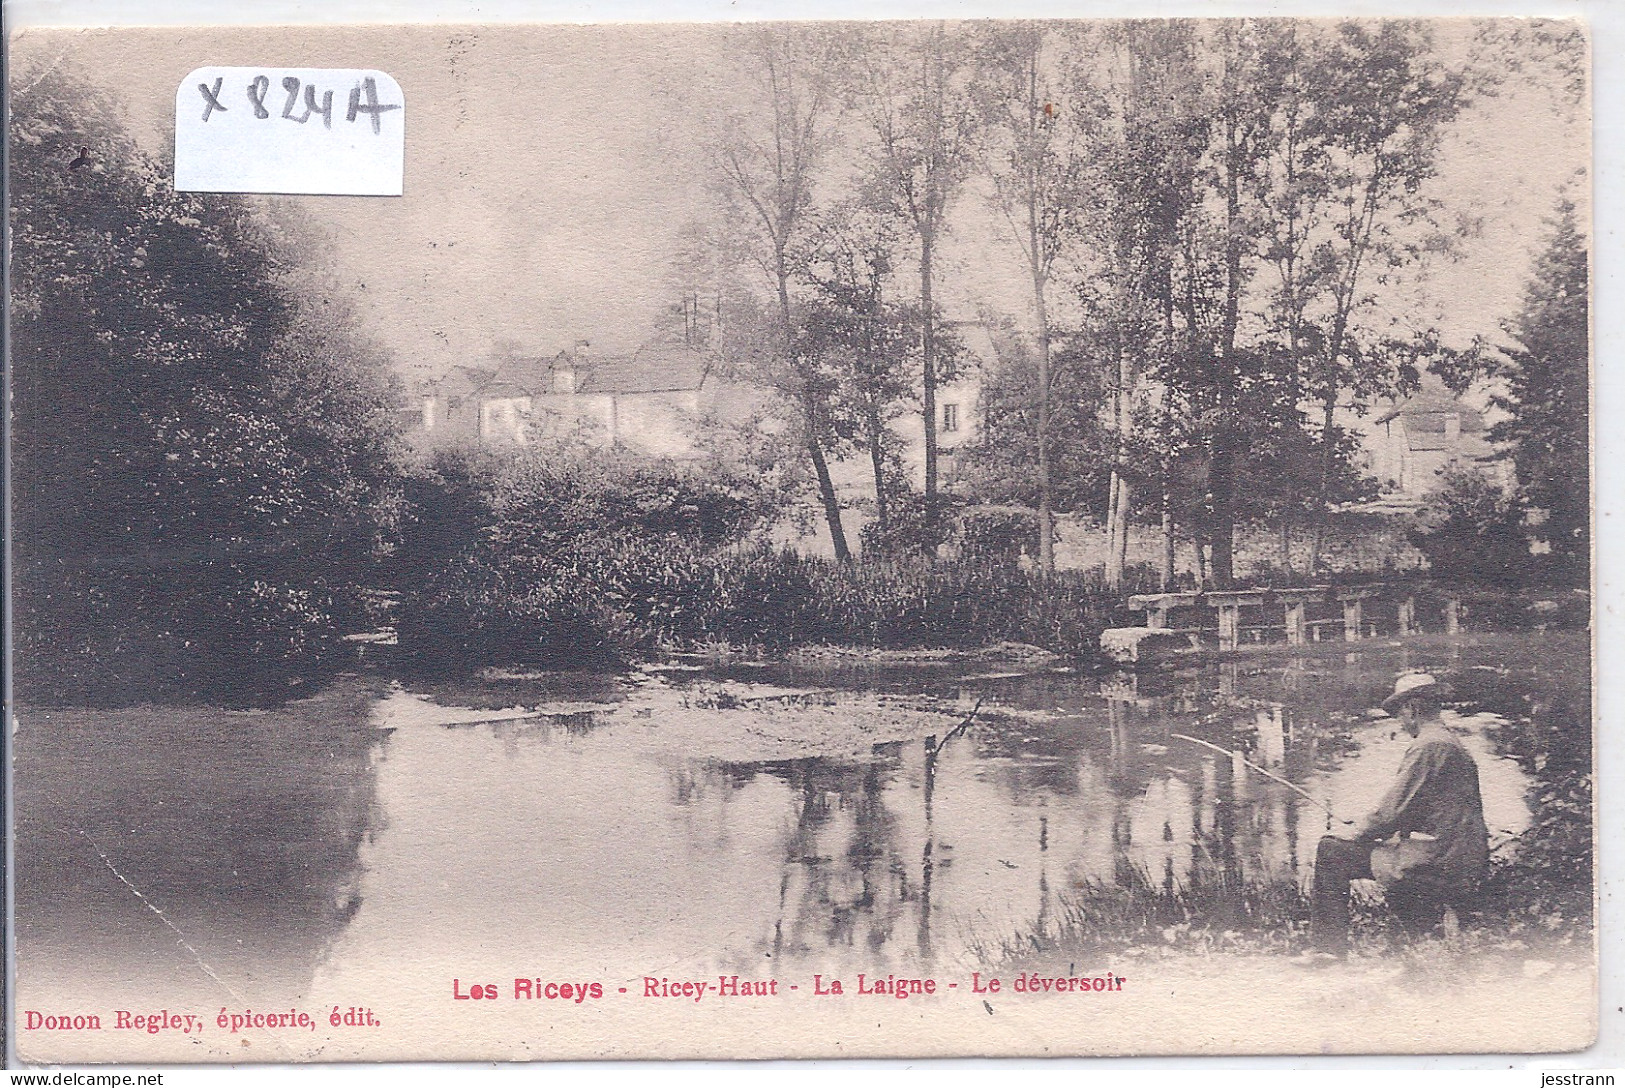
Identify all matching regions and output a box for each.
[13,630,1592,1062]
[396,546,1117,673]
[981,628,1592,971]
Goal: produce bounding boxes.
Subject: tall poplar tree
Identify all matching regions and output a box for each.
[975,23,1091,575]
[853,22,980,520]
[711,25,853,560]
[1490,199,1589,581]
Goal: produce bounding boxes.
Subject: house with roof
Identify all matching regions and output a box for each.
[795,319,998,510]
[1363,379,1509,502]
[930,320,997,486]
[411,318,1002,477]
[409,340,718,458]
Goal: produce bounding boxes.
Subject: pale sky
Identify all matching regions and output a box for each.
[9,21,1590,386]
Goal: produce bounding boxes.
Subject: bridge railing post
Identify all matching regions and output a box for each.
[1217,602,1240,652]
[1342,598,1363,642]
[1285,600,1306,646]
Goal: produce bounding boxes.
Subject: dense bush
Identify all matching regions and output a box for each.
[14,566,346,705]
[1407,468,1532,586]
[394,444,782,578]
[1467,649,1593,943]
[399,540,1112,671]
[398,538,666,671]
[395,447,779,669]
[957,507,1042,565]
[716,550,1107,657]
[857,491,958,559]
[858,500,1043,567]
[11,71,402,704]
[394,447,1113,670]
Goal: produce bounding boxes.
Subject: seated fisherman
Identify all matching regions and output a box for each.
[1306,672,1490,959]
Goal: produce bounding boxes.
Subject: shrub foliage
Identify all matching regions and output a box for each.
[10,71,403,704]
[394,448,1111,671]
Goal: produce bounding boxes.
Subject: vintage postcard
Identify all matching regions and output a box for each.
[5,16,1594,1063]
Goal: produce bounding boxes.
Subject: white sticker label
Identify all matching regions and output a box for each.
[175,67,404,196]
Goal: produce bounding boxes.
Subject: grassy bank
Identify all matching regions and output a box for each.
[984,859,1582,969]
[396,540,1115,673]
[970,866,1311,964]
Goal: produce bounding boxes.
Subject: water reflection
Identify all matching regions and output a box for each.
[15,635,1572,1030]
[594,645,1541,972]
[14,680,382,1022]
[736,753,913,963]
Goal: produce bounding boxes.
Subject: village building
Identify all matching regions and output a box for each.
[410,320,1000,486]
[410,323,1504,532]
[826,318,996,501]
[1361,379,1509,506]
[409,340,719,458]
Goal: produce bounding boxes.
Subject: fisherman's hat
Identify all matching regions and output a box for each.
[1382,672,1439,714]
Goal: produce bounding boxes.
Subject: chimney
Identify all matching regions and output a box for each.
[1444,413,1461,444]
[555,341,588,395]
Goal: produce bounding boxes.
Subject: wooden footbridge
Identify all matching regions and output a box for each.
[1124,584,1463,654]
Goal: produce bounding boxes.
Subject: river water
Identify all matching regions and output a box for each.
[13,632,1582,1060]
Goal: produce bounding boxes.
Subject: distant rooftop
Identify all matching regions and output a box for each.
[577,341,712,395]
[1371,381,1496,459]
[421,340,713,399]
[1372,385,1487,429]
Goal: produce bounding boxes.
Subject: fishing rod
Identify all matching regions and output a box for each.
[1169,732,1354,826]
[932,697,986,758]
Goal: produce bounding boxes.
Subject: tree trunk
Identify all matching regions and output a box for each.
[807,430,851,562]
[1035,283,1054,576]
[1208,436,1236,589]
[1105,473,1121,589]
[1105,332,1132,592]
[1209,74,1244,592]
[920,231,939,513]
[1209,520,1234,589]
[776,258,848,563]
[1022,47,1055,578]
[868,404,889,533]
[1308,394,1336,574]
[1161,488,1176,590]
[1107,476,1132,592]
[1279,518,1294,581]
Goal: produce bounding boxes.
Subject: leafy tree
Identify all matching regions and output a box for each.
[1407,467,1529,586]
[798,206,918,536]
[1488,200,1589,581]
[707,25,854,560]
[1185,25,1271,584]
[957,321,1113,521]
[1064,20,1465,587]
[1260,21,1468,571]
[1467,18,1587,111]
[9,69,402,700]
[1069,20,1207,590]
[851,22,981,516]
[973,23,1092,573]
